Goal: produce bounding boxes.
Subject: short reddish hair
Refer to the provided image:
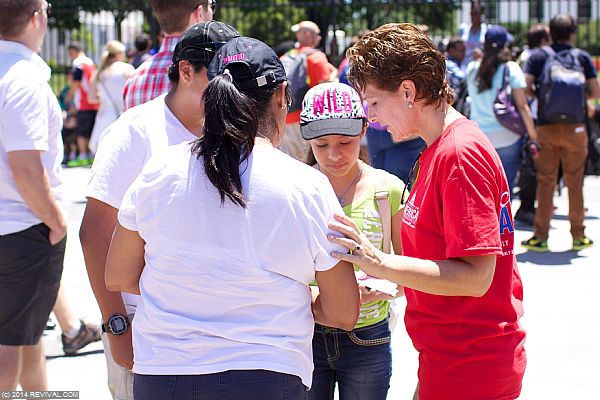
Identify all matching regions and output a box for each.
[347,23,454,107]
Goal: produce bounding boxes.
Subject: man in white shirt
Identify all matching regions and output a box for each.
[0,0,67,391]
[79,21,239,400]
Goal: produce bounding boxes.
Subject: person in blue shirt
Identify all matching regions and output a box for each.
[445,37,467,114]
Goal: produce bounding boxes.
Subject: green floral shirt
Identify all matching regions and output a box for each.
[343,170,405,329]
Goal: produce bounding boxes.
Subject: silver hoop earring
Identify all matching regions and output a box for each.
[407,101,414,109]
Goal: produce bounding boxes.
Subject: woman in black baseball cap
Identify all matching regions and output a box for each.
[106,36,359,400]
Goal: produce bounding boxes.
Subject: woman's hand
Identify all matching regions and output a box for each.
[359,286,396,303]
[328,213,388,279]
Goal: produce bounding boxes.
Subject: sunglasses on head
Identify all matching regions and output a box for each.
[33,1,51,16]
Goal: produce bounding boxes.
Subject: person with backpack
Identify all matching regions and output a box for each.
[280,20,333,161]
[522,13,600,252]
[300,82,406,400]
[514,23,551,227]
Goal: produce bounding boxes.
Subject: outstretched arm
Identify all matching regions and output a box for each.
[328,213,496,297]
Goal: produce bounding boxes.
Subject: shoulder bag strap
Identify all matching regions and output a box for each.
[98,78,122,117]
[374,171,392,254]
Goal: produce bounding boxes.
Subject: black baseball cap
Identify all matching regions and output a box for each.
[207,37,287,90]
[172,21,240,65]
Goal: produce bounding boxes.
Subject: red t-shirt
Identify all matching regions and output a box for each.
[401,118,526,400]
[71,55,99,112]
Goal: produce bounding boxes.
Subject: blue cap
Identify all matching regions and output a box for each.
[485,26,514,48]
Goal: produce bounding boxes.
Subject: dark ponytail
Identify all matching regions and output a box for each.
[191,70,281,208]
[476,43,512,92]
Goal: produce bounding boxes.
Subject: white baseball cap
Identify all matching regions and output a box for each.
[300,82,366,140]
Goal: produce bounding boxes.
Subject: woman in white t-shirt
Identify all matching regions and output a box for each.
[88,40,134,153]
[105,37,359,400]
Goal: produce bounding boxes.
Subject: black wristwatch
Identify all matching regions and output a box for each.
[102,314,130,335]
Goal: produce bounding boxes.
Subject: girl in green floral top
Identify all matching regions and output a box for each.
[300,82,406,400]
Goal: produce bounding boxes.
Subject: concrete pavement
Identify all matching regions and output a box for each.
[43,167,600,399]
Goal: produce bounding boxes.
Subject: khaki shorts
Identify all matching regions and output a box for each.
[101,331,134,400]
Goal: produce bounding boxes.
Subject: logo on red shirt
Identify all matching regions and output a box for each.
[499,191,515,256]
[402,191,419,228]
[499,191,514,235]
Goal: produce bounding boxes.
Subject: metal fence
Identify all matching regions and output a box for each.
[47,0,600,93]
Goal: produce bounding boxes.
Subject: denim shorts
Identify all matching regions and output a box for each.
[309,318,392,400]
[134,369,307,400]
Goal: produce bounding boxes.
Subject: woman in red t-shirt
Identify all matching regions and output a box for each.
[327,23,526,400]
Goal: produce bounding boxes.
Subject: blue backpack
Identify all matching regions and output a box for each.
[539,46,587,124]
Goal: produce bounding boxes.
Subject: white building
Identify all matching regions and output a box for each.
[457,0,600,25]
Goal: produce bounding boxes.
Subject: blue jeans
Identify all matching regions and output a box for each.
[496,137,524,197]
[366,128,424,183]
[308,318,392,400]
[134,370,307,400]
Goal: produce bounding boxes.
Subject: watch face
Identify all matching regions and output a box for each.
[109,315,128,334]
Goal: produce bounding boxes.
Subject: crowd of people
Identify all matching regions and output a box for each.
[1,0,598,399]
[440,3,598,253]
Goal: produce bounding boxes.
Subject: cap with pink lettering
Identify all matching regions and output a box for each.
[207,36,287,90]
[300,82,366,140]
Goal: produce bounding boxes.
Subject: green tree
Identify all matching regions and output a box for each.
[218,0,306,47]
[218,0,458,63]
[50,0,149,39]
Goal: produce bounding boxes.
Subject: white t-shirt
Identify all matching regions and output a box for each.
[118,142,345,387]
[0,40,63,235]
[89,61,135,153]
[87,94,196,314]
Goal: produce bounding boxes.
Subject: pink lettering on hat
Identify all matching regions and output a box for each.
[332,90,343,113]
[326,89,332,112]
[223,53,246,64]
[342,91,352,112]
[313,91,325,115]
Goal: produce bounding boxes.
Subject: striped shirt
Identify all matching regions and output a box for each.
[123,35,179,111]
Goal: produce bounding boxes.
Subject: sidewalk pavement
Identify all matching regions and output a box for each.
[44,167,600,399]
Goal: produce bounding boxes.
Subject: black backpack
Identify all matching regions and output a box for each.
[538,46,587,124]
